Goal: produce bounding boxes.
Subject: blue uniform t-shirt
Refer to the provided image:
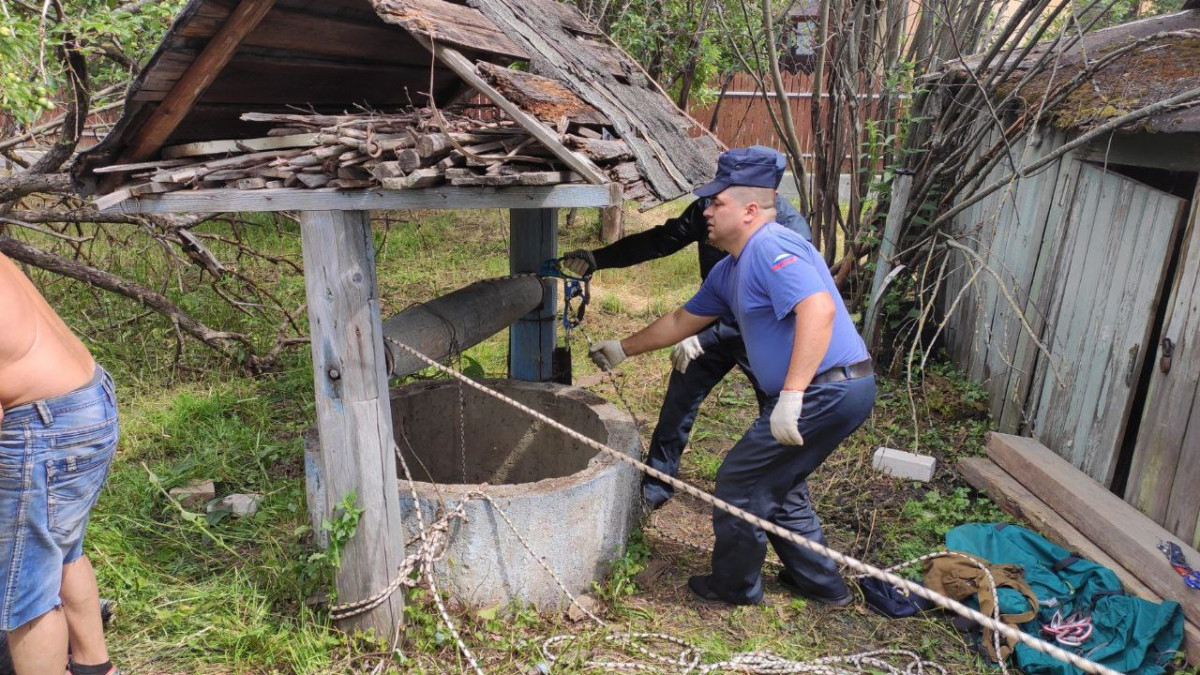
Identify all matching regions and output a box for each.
[683,223,868,396]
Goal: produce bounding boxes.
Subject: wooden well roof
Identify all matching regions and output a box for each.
[75,0,724,208]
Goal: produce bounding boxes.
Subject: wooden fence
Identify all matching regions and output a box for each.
[693,72,893,156]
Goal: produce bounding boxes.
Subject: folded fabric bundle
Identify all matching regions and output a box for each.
[944,523,1183,675]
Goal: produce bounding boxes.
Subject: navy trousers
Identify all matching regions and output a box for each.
[709,375,876,604]
[642,320,768,506]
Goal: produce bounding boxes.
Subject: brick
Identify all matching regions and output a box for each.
[872,447,937,482]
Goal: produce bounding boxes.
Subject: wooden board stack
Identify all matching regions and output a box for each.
[94,106,638,203]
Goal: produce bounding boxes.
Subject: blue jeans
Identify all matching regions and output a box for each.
[709,375,876,604]
[642,321,767,506]
[0,367,118,631]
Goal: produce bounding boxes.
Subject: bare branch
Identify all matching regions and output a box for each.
[0,234,269,372]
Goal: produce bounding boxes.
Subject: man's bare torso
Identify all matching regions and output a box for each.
[0,252,94,413]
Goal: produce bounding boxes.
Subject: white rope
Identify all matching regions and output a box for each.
[383,337,1124,675]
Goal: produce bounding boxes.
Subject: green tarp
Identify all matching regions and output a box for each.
[945,523,1182,675]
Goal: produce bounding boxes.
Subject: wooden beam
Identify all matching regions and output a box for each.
[162,133,319,159]
[299,209,405,642]
[421,41,610,186]
[601,205,624,243]
[959,457,1200,665]
[381,275,545,378]
[96,183,622,214]
[987,432,1200,627]
[121,0,277,162]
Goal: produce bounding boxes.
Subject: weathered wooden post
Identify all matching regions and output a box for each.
[601,205,624,243]
[300,209,405,641]
[509,208,558,381]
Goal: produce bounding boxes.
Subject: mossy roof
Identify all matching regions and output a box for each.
[949,9,1200,134]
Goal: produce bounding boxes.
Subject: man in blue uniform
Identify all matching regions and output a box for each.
[588,147,875,607]
[555,147,811,510]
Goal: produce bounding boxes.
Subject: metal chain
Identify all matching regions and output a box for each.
[459,373,468,483]
[575,325,648,457]
[380,336,1124,675]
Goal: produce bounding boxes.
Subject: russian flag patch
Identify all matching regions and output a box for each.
[771,253,798,271]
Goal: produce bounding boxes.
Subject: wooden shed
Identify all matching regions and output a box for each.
[73,0,722,642]
[939,9,1200,546]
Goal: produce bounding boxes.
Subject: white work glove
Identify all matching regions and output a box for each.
[559,249,597,277]
[670,335,705,373]
[589,340,627,370]
[770,390,805,446]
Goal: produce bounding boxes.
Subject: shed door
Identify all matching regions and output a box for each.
[1027,161,1187,484]
[1125,181,1200,548]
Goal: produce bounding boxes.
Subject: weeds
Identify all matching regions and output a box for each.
[305,493,365,602]
[890,487,1010,564]
[593,530,651,612]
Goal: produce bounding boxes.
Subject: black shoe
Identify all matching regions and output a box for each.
[776,571,854,607]
[641,486,671,511]
[687,575,761,606]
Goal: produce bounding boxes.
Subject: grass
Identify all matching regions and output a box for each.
[22,203,1187,673]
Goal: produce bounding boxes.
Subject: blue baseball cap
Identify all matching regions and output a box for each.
[693,146,787,198]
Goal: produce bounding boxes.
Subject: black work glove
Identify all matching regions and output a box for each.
[558,249,597,277]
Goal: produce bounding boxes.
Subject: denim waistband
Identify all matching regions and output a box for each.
[1,365,110,427]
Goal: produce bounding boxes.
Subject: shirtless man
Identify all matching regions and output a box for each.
[0,251,118,675]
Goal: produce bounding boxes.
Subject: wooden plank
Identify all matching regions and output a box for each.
[1062,173,1140,476]
[165,149,302,182]
[176,3,421,64]
[963,128,1008,380]
[97,183,622,213]
[299,209,404,643]
[477,63,608,126]
[379,169,442,190]
[1000,154,1079,433]
[1158,196,1200,548]
[969,131,1020,385]
[91,186,135,212]
[374,0,528,60]
[509,209,557,381]
[1028,164,1102,446]
[92,157,195,174]
[122,0,278,162]
[450,171,579,187]
[987,432,1200,626]
[1167,380,1200,549]
[1021,160,1087,440]
[427,43,609,186]
[162,132,319,159]
[959,457,1200,665]
[1127,190,1200,534]
[1075,182,1178,483]
[984,132,1060,424]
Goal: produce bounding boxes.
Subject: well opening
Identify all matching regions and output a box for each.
[305,378,641,608]
[390,379,607,485]
[379,378,641,608]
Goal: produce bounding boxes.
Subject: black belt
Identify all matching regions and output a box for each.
[811,358,874,385]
